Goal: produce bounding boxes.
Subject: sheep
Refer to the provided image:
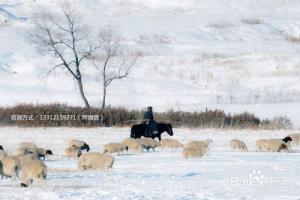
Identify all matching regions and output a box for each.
[256,139,268,151]
[0,145,5,160]
[230,139,248,152]
[256,136,292,152]
[17,147,38,159]
[278,143,289,152]
[78,152,114,171]
[20,160,47,187]
[18,143,53,160]
[256,139,284,152]
[18,154,37,167]
[185,139,213,149]
[103,143,128,154]
[1,155,21,178]
[287,133,300,145]
[121,138,143,152]
[67,139,90,152]
[136,138,160,152]
[17,142,39,158]
[160,138,183,149]
[37,148,53,160]
[182,147,207,159]
[0,150,8,161]
[265,137,292,152]
[19,142,38,150]
[64,146,82,158]
[0,160,3,179]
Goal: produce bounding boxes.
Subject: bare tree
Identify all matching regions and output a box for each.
[29,1,98,108]
[89,29,137,110]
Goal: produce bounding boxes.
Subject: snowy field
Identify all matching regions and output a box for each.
[1,0,300,113]
[1,1,300,198]
[0,127,300,200]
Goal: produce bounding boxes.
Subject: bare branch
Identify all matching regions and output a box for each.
[45,63,64,77]
[89,28,138,109]
[29,0,94,108]
[105,57,136,86]
[79,39,101,64]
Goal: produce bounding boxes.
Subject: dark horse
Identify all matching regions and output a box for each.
[130,123,173,141]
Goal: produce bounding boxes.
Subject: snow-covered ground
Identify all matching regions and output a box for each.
[0,127,300,199]
[1,1,300,199]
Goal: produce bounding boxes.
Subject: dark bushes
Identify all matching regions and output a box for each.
[260,116,293,130]
[0,104,141,127]
[0,104,292,129]
[227,112,260,129]
[155,109,228,128]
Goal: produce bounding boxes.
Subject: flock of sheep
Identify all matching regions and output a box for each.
[0,133,300,187]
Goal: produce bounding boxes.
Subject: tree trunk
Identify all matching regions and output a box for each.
[77,77,90,109]
[101,81,106,110]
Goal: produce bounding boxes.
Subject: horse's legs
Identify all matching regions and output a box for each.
[158,135,161,141]
[130,129,135,138]
[152,134,161,141]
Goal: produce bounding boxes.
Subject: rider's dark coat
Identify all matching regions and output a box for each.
[143,107,157,136]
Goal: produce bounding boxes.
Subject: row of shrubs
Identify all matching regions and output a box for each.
[0,104,292,129]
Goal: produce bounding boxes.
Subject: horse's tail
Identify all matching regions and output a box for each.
[130,126,135,138]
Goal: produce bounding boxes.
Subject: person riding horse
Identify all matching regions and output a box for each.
[143,106,158,137]
[130,107,173,140]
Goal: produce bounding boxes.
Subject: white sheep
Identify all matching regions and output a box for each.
[0,160,3,179]
[266,137,292,152]
[256,137,292,152]
[256,139,268,151]
[185,139,213,149]
[17,147,38,159]
[261,139,285,152]
[37,148,53,160]
[121,138,143,152]
[19,142,38,150]
[182,147,207,159]
[287,133,300,145]
[78,152,114,171]
[160,138,183,149]
[0,150,8,161]
[18,143,52,160]
[17,142,39,158]
[18,154,37,167]
[136,138,160,152]
[103,143,128,154]
[0,145,5,160]
[20,160,47,187]
[64,146,82,158]
[67,139,90,152]
[230,139,248,152]
[1,155,21,178]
